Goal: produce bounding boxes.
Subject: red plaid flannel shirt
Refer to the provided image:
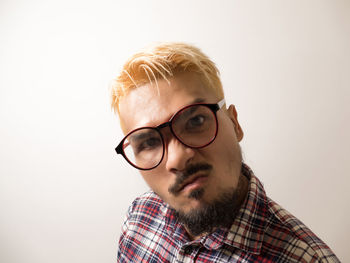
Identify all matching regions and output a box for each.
[117,164,339,262]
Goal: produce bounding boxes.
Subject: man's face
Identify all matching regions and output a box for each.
[119,72,244,216]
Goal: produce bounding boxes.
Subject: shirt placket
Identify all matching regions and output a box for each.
[176,245,200,263]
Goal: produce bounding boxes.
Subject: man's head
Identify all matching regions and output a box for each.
[111,43,247,237]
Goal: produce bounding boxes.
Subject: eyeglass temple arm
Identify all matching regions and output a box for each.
[218,98,225,109]
[116,141,129,154]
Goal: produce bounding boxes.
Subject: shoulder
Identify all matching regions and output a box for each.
[117,191,176,262]
[128,190,165,218]
[121,190,168,234]
[264,198,339,262]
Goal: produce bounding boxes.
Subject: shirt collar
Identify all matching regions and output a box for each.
[223,163,269,254]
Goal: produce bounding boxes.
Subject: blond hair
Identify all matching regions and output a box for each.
[110,42,224,113]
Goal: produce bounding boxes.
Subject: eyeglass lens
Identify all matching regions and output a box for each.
[122,104,217,169]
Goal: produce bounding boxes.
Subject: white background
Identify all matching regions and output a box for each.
[1,0,349,262]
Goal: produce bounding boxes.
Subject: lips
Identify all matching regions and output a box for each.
[168,163,212,195]
[178,174,209,192]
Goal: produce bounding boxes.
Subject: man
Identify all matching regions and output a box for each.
[111,43,339,262]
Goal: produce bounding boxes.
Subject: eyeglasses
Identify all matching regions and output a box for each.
[115,98,225,170]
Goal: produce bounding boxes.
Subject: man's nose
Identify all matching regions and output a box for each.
[164,136,195,173]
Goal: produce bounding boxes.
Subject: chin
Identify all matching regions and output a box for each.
[178,190,209,213]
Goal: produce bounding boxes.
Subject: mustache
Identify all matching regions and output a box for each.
[168,163,212,195]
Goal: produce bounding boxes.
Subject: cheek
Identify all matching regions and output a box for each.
[218,114,239,141]
[214,120,239,155]
[209,117,242,174]
[141,171,171,197]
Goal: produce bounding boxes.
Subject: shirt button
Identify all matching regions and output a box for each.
[184,246,192,254]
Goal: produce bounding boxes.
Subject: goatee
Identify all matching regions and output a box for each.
[174,173,248,237]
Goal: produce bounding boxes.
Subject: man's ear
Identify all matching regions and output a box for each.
[227,104,244,142]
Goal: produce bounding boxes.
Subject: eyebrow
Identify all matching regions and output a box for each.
[192,98,206,104]
[176,101,202,120]
[168,98,206,120]
[129,129,157,142]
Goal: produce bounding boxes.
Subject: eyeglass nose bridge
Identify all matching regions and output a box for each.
[154,120,185,148]
[156,121,172,130]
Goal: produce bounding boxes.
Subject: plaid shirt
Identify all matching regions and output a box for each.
[117,164,339,262]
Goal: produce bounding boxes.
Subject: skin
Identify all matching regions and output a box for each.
[119,72,247,239]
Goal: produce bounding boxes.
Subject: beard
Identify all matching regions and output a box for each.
[173,172,248,237]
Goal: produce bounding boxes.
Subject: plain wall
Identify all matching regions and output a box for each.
[0,0,349,262]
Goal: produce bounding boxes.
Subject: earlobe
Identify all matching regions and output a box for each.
[227,104,244,142]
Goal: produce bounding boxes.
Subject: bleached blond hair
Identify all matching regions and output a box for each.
[110,42,224,113]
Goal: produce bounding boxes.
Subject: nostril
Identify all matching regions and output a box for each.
[165,140,196,172]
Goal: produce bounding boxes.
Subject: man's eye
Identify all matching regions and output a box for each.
[137,137,162,152]
[186,115,205,129]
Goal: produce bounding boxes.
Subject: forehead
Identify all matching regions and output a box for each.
[118,72,218,134]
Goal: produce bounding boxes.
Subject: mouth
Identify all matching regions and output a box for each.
[168,163,213,196]
[178,174,209,193]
